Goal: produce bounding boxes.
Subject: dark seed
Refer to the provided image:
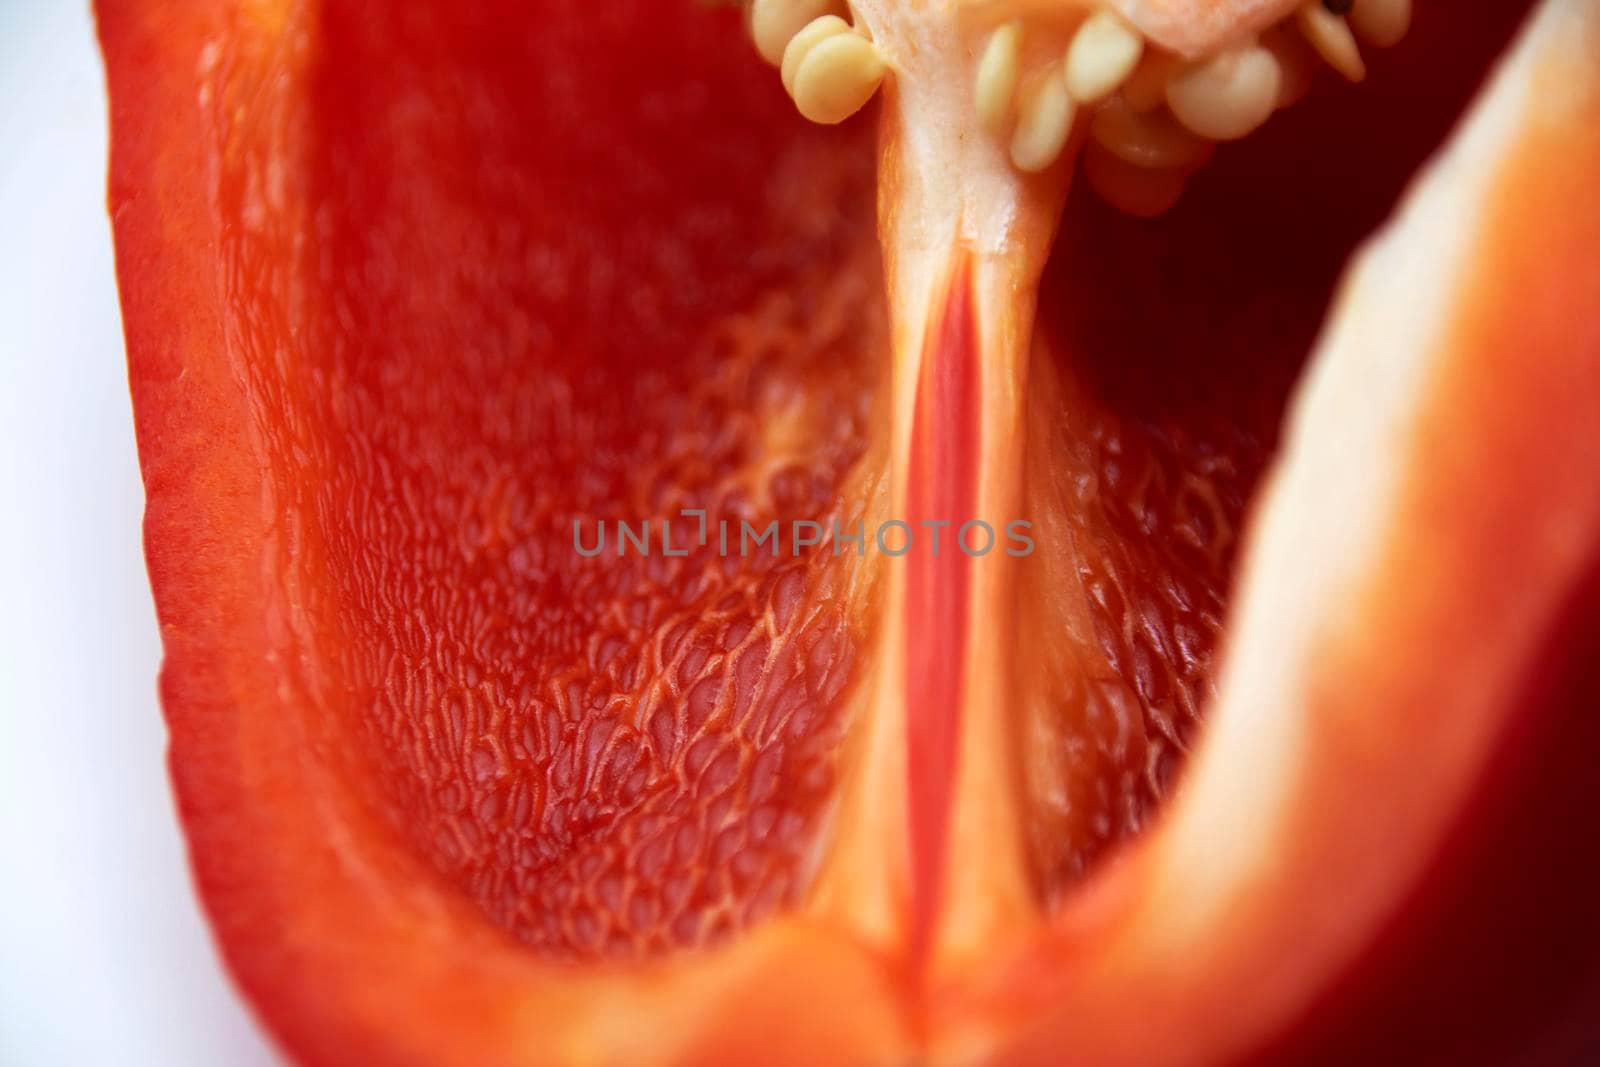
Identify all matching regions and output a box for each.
[1323,0,1357,14]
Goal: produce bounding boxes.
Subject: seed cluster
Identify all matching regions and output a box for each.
[740,0,1411,216]
[752,0,889,125]
[982,0,1412,213]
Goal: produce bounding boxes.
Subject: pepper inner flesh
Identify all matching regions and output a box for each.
[236,0,1533,961]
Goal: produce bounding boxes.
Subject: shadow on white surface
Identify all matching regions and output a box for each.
[0,5,281,1065]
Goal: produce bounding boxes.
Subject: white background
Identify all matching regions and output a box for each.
[0,4,280,1064]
